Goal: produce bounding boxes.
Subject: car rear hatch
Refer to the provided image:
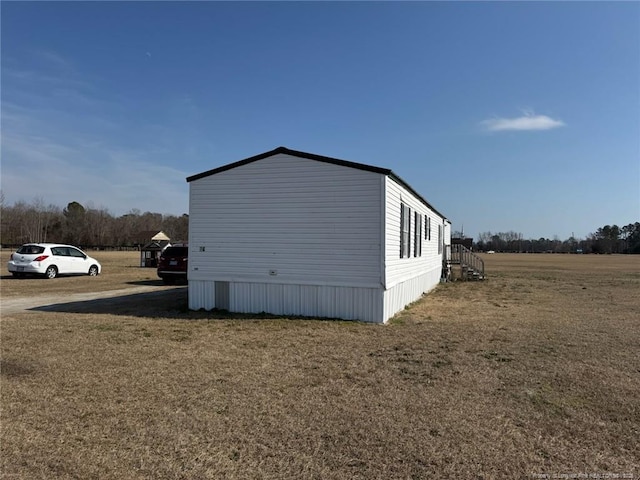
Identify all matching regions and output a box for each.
[159,247,188,271]
[12,245,48,266]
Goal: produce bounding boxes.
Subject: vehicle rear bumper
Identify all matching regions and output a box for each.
[157,270,187,277]
[7,262,46,274]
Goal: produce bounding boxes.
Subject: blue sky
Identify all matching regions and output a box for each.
[2,1,638,240]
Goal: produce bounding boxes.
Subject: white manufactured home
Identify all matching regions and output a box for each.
[186,147,451,324]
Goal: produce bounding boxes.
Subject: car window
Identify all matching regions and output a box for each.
[52,247,69,256]
[17,245,45,255]
[164,247,188,256]
[68,248,86,258]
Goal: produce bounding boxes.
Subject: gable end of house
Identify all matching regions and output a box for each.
[186,146,391,183]
[186,146,447,220]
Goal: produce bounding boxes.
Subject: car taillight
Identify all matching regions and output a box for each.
[34,255,49,262]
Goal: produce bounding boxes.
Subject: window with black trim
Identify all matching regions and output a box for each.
[400,203,411,258]
[438,224,443,254]
[414,212,422,257]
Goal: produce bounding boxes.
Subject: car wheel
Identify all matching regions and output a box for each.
[88,265,99,276]
[45,265,58,279]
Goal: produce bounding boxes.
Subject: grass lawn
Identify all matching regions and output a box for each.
[1,252,639,479]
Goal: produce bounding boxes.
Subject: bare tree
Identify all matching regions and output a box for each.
[85,206,112,246]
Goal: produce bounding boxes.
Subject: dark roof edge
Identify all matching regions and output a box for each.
[186,146,391,183]
[186,146,448,220]
[387,173,448,221]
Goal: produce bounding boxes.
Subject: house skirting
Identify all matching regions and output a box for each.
[382,266,442,322]
[189,280,384,323]
[189,267,441,324]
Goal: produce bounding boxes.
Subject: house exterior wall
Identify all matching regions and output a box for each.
[443,220,452,247]
[188,150,448,324]
[382,176,445,320]
[188,153,385,322]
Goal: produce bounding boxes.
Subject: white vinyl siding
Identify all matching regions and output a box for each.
[443,220,452,247]
[189,154,382,288]
[382,176,444,320]
[188,150,448,323]
[385,177,444,290]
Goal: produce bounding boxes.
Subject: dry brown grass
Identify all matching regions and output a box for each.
[1,253,639,479]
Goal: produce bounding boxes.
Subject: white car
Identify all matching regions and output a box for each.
[7,243,102,279]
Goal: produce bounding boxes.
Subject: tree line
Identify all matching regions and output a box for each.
[0,197,188,249]
[473,223,640,254]
[2,196,638,254]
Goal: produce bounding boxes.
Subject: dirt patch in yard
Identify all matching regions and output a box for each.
[1,253,639,479]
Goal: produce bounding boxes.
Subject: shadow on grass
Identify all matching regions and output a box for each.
[1,273,99,280]
[27,287,354,323]
[126,279,167,287]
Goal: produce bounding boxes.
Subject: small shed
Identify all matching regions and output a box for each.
[137,231,170,267]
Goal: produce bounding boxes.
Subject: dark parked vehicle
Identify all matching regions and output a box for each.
[157,244,188,284]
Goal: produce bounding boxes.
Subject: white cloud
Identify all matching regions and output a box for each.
[480,112,566,132]
[33,48,74,70]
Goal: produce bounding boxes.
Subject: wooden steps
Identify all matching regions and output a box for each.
[445,244,485,281]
